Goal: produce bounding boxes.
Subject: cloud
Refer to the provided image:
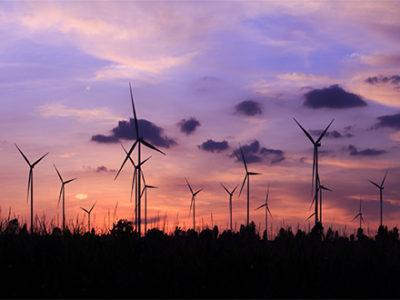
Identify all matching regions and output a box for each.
[309,129,353,138]
[38,103,120,122]
[198,139,229,153]
[347,145,386,156]
[235,100,262,116]
[91,118,176,148]
[375,113,400,130]
[96,166,116,173]
[304,85,367,109]
[178,117,201,135]
[231,140,284,164]
[365,75,400,86]
[75,194,88,200]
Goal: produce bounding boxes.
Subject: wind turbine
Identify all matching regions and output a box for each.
[141,183,157,234]
[15,144,48,234]
[114,83,166,236]
[293,118,334,226]
[352,198,364,229]
[186,178,202,231]
[237,145,260,226]
[317,175,332,225]
[54,164,77,232]
[256,186,272,239]
[80,202,96,233]
[368,169,389,227]
[221,183,238,231]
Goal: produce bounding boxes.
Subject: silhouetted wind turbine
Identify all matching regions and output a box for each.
[256,186,272,239]
[80,202,96,232]
[237,145,261,226]
[293,118,334,226]
[141,183,157,234]
[221,183,238,231]
[186,178,202,231]
[368,169,389,227]
[54,164,77,232]
[352,198,364,229]
[317,175,332,225]
[15,144,48,234]
[115,83,165,236]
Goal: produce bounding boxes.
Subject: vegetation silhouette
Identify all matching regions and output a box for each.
[1,218,400,298]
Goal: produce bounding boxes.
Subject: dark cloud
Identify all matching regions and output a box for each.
[304,84,367,109]
[91,118,176,148]
[178,117,200,135]
[198,139,229,153]
[375,113,400,129]
[365,75,400,85]
[235,100,262,116]
[348,145,386,156]
[309,129,353,139]
[231,140,285,164]
[96,166,116,173]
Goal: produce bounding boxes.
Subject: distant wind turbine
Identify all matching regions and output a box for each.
[54,164,77,232]
[317,175,332,225]
[256,185,272,239]
[186,178,202,231]
[114,83,166,236]
[293,118,334,226]
[141,183,157,234]
[368,169,389,227]
[15,144,48,234]
[352,197,364,230]
[237,145,261,226]
[221,183,238,231]
[80,202,96,232]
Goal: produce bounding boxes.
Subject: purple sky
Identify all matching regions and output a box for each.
[1,1,400,234]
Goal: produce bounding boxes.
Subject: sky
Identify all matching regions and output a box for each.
[1,1,400,235]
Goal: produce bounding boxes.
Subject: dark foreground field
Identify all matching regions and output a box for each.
[1,220,399,298]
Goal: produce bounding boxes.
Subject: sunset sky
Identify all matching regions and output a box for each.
[2,1,400,234]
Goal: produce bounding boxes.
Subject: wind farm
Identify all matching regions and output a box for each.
[3,1,400,298]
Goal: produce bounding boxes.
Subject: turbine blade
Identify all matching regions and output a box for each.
[316,119,335,144]
[256,203,266,210]
[64,178,77,184]
[293,118,315,144]
[232,185,238,195]
[238,175,247,197]
[146,185,157,189]
[115,140,138,180]
[80,207,89,214]
[32,152,49,167]
[58,185,63,206]
[121,143,137,168]
[15,144,31,166]
[89,202,96,213]
[130,169,137,203]
[319,185,332,191]
[27,170,32,204]
[381,169,389,187]
[305,212,315,221]
[352,213,360,221]
[139,156,152,167]
[368,180,381,189]
[311,148,316,195]
[140,139,166,155]
[129,82,140,138]
[53,164,63,182]
[194,189,202,196]
[239,146,248,172]
[361,215,365,224]
[248,172,261,175]
[185,178,194,194]
[267,207,272,217]
[189,196,194,216]
[221,183,230,195]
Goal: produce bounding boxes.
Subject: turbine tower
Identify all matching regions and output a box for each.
[186,178,202,231]
[317,174,332,225]
[141,183,157,234]
[54,164,77,232]
[115,83,165,236]
[352,198,364,230]
[237,145,260,226]
[221,183,238,231]
[293,118,334,227]
[15,144,48,234]
[368,169,389,227]
[80,202,96,233]
[256,186,272,239]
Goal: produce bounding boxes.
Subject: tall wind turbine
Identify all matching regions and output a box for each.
[368,169,389,227]
[352,198,364,229]
[293,118,334,226]
[54,164,77,232]
[221,183,238,231]
[15,144,48,234]
[256,186,272,239]
[186,178,202,231]
[237,145,260,226]
[141,183,157,234]
[115,83,165,237]
[80,202,96,232]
